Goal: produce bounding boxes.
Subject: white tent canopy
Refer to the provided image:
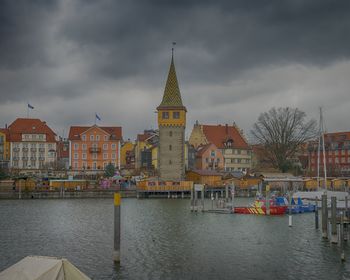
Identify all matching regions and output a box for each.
[0,256,90,280]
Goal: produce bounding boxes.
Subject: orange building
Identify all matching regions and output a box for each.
[68,125,122,172]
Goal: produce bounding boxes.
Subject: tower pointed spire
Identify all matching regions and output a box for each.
[158,44,184,108]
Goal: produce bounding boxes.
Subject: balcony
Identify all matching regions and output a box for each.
[22,157,28,160]
[13,148,20,152]
[30,157,36,160]
[39,148,45,152]
[89,147,101,153]
[39,157,45,161]
[30,148,37,152]
[22,148,28,152]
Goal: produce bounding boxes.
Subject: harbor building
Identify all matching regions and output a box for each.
[189,122,252,172]
[68,125,122,173]
[157,53,187,181]
[7,118,58,173]
[308,131,350,177]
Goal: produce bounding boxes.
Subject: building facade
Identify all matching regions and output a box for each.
[189,122,252,172]
[68,125,122,172]
[157,54,186,181]
[0,128,10,169]
[195,143,224,170]
[308,131,350,177]
[7,118,57,173]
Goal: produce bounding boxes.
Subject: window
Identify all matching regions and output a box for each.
[48,144,53,149]
[104,135,108,141]
[162,112,169,119]
[173,111,180,119]
[103,144,108,150]
[93,162,97,169]
[169,145,172,151]
[111,144,116,150]
[92,153,97,160]
[74,153,79,159]
[103,153,108,159]
[82,153,87,160]
[111,153,116,159]
[335,157,339,163]
[211,150,215,157]
[82,135,86,141]
[96,135,100,141]
[39,135,43,140]
[341,157,346,163]
[90,135,94,141]
[74,162,78,169]
[74,143,79,150]
[82,144,87,150]
[169,131,173,137]
[169,159,172,165]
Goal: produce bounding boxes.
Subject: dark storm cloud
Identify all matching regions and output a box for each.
[1,0,350,138]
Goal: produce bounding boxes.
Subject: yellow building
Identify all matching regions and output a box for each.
[120,141,135,168]
[151,146,158,170]
[0,129,10,168]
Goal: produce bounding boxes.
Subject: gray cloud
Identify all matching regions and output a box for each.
[1,0,350,139]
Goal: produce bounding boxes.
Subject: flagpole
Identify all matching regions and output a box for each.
[94,112,96,125]
[27,103,29,118]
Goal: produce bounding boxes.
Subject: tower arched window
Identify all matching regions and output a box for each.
[169,145,172,151]
[169,131,173,137]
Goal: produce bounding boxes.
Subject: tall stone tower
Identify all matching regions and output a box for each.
[157,52,186,181]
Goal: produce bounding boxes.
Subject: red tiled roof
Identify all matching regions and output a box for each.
[68,125,122,141]
[7,118,56,142]
[202,124,249,149]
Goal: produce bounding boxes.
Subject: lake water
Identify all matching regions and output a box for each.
[1,198,350,280]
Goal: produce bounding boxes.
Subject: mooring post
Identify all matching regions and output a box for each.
[113,192,121,262]
[231,183,235,209]
[220,190,223,199]
[19,181,22,200]
[346,196,349,218]
[211,192,214,209]
[315,196,319,229]
[331,196,337,244]
[341,211,345,262]
[194,188,198,212]
[322,194,328,239]
[201,187,205,212]
[215,192,219,208]
[288,182,293,227]
[225,184,229,203]
[190,186,194,212]
[266,184,270,216]
[181,192,184,199]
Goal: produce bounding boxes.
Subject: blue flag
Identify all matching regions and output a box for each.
[95,113,101,121]
[28,104,34,109]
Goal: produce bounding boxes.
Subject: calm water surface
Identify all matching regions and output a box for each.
[1,198,350,280]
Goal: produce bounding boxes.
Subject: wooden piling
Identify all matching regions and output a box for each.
[322,194,328,239]
[190,186,194,212]
[194,189,198,212]
[331,196,337,244]
[315,197,319,229]
[266,185,270,216]
[225,184,229,203]
[201,187,205,212]
[340,212,345,262]
[113,193,121,262]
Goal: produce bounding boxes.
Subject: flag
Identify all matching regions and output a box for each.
[28,104,34,109]
[95,113,101,121]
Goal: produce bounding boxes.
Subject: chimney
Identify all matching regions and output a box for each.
[225,124,228,134]
[5,124,7,129]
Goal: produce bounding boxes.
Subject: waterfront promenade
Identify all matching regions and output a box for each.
[1,198,350,279]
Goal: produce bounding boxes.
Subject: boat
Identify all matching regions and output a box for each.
[275,197,316,214]
[233,199,287,215]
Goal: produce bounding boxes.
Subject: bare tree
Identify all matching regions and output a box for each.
[251,107,317,172]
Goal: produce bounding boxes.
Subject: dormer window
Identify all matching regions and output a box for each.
[82,135,86,141]
[162,112,169,119]
[225,139,233,147]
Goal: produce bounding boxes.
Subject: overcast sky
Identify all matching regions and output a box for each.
[1,0,350,141]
